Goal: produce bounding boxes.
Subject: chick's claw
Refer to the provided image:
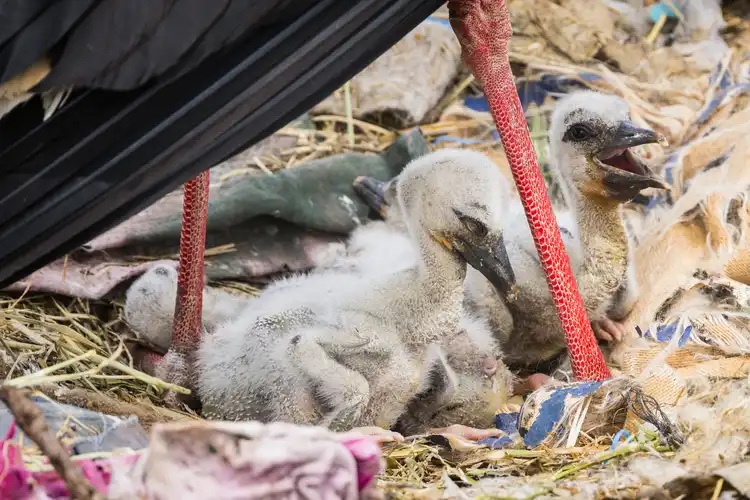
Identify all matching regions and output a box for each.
[512,373,551,395]
[345,426,405,444]
[592,318,628,343]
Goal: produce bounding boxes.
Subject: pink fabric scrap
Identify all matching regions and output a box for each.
[0,420,382,500]
[0,441,138,499]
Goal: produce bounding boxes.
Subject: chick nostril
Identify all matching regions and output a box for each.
[483,357,498,376]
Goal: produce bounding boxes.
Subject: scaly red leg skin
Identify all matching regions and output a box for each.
[448,0,611,381]
[145,171,210,399]
[173,171,210,355]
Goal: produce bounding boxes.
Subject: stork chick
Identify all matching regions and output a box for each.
[499,91,669,371]
[124,264,251,354]
[393,313,516,436]
[195,148,517,435]
[125,258,510,435]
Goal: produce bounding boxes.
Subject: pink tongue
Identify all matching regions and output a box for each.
[606,153,638,173]
[600,148,625,160]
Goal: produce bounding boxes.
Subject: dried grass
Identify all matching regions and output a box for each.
[0,294,196,427]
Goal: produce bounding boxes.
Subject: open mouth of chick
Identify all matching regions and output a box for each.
[595,148,649,176]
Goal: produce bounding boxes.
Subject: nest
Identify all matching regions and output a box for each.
[3,1,750,498]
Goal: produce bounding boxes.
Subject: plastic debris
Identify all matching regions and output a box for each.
[0,395,149,455]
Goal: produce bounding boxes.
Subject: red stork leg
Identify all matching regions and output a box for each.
[172,171,210,354]
[145,171,210,399]
[448,0,611,382]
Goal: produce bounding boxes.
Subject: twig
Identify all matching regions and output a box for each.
[711,478,724,500]
[61,254,69,281]
[343,82,355,147]
[645,14,667,45]
[0,386,103,500]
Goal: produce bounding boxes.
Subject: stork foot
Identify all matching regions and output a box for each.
[140,349,201,410]
[592,318,628,343]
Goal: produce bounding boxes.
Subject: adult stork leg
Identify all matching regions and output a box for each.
[144,171,210,402]
[448,0,611,381]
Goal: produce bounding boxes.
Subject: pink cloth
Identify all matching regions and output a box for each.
[0,420,382,500]
[0,423,138,499]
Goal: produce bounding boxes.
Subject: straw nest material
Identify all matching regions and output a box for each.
[3,1,750,498]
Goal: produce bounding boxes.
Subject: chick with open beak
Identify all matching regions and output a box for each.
[596,122,669,200]
[546,90,671,347]
[555,99,670,203]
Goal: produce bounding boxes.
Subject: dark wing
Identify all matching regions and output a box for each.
[37,0,234,90]
[0,0,444,288]
[0,0,95,84]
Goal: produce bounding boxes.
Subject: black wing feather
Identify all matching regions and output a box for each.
[93,0,231,90]
[0,0,53,46]
[159,0,320,85]
[0,0,94,84]
[35,0,177,90]
[38,0,233,91]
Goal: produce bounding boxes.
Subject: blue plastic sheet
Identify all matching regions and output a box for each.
[0,395,149,454]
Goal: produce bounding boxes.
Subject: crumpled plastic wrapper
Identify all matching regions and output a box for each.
[0,395,150,455]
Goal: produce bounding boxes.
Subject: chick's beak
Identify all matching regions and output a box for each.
[595,121,670,200]
[605,121,666,151]
[353,176,390,219]
[451,232,517,303]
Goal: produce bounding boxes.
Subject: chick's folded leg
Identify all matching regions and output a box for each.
[286,333,372,433]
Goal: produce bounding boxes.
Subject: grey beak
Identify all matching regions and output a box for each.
[454,232,518,302]
[604,121,663,152]
[353,176,390,219]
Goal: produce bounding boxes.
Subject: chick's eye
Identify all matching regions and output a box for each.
[458,214,488,238]
[567,124,590,141]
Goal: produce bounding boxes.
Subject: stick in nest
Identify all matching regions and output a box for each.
[0,385,103,500]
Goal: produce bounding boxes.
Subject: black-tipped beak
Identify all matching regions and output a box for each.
[353,176,390,219]
[605,121,665,152]
[453,233,517,302]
